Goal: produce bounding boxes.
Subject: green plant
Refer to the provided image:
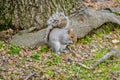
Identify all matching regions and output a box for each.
[114,11,120,15]
[96,30,103,37]
[52,53,61,64]
[8,45,21,55]
[31,54,40,60]
[45,60,55,66]
[94,49,109,59]
[39,46,49,54]
[103,25,111,34]
[46,70,54,77]
[20,56,27,62]
[0,42,3,49]
[80,35,92,44]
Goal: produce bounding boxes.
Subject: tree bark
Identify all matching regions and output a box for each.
[0,0,84,29]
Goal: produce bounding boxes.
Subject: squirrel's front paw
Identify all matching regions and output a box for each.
[56,51,61,55]
[62,49,70,54]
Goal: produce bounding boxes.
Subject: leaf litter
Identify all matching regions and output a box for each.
[0,1,120,79]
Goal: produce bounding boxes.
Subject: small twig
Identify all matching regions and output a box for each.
[76,62,91,69]
[85,59,120,62]
[68,46,81,58]
[24,72,36,80]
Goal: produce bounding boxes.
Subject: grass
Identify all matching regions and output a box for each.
[93,48,110,59]
[95,24,111,37]
[8,44,21,55]
[31,54,40,60]
[38,45,49,54]
[0,41,3,49]
[103,24,111,34]
[79,24,112,44]
[52,53,62,64]
[79,23,120,44]
[79,35,92,44]
[45,69,54,77]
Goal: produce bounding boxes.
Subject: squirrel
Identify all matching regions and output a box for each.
[45,12,70,43]
[45,12,77,54]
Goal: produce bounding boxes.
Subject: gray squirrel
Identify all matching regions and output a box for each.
[45,12,76,54]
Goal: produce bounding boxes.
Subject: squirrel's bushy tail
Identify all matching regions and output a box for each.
[45,12,70,43]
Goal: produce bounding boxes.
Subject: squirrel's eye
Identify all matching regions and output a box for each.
[71,36,74,38]
[50,20,53,22]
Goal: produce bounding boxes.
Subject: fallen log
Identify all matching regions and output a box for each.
[9,8,120,48]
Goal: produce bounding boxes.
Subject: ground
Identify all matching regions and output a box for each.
[0,0,120,80]
[0,24,120,80]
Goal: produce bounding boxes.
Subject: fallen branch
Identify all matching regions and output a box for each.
[76,62,91,69]
[92,47,120,69]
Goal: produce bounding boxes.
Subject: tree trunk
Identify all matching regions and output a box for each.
[0,0,85,29]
